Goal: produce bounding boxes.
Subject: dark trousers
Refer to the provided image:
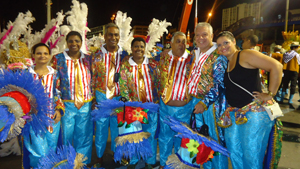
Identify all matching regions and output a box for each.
[282,70,298,94]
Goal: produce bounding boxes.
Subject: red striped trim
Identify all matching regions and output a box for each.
[79,59,87,99]
[143,65,153,102]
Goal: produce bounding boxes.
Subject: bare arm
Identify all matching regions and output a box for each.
[240,50,283,99]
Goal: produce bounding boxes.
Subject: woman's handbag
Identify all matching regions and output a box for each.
[190,109,209,136]
[227,68,283,121]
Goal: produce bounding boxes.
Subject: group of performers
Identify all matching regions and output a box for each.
[0,4,284,167]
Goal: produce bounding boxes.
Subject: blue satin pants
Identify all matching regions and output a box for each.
[158,98,194,166]
[225,110,274,169]
[95,91,120,158]
[61,102,93,164]
[194,100,228,169]
[130,111,158,165]
[24,122,60,168]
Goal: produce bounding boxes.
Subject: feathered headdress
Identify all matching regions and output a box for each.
[0,11,35,68]
[163,116,229,169]
[91,99,159,163]
[145,19,171,58]
[65,0,90,54]
[87,34,105,54]
[0,70,53,142]
[114,11,134,53]
[28,11,65,52]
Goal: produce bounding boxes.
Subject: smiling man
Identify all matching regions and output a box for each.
[187,22,228,169]
[157,31,194,168]
[91,23,128,167]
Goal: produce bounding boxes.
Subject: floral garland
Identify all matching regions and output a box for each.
[116,106,149,128]
[181,138,215,165]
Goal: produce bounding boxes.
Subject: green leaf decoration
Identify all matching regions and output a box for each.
[115,109,122,113]
[213,152,220,156]
[118,121,124,127]
[143,109,149,113]
[143,117,149,124]
[192,157,196,164]
[190,152,196,158]
[125,123,132,128]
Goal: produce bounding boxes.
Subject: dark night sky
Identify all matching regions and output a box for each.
[0,0,300,33]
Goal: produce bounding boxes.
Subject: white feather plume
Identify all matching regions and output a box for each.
[0,137,21,157]
[114,11,134,53]
[65,0,90,54]
[145,18,171,57]
[0,11,35,54]
[27,11,65,52]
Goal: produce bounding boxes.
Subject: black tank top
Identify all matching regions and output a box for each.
[224,51,261,108]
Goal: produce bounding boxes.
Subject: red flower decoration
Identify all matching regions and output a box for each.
[196,143,215,165]
[181,138,189,148]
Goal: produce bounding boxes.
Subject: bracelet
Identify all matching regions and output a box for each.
[267,91,275,97]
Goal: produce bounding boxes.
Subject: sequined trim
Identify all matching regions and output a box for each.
[217,100,266,128]
[62,98,94,103]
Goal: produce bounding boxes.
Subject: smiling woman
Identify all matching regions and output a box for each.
[216,31,283,169]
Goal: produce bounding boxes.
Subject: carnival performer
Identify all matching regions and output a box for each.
[271,45,286,102]
[52,31,93,164]
[119,37,159,169]
[158,31,194,168]
[216,31,282,169]
[91,23,128,166]
[281,42,300,108]
[188,22,228,169]
[23,43,64,168]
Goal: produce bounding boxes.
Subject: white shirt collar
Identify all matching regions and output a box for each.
[100,44,123,55]
[29,66,55,75]
[63,49,85,60]
[195,42,217,62]
[168,50,188,59]
[129,56,149,66]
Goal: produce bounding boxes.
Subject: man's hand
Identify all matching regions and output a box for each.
[194,102,205,114]
[53,110,62,124]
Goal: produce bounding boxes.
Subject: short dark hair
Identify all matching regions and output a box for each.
[245,35,258,46]
[32,43,51,54]
[66,31,82,42]
[105,23,119,35]
[131,37,146,47]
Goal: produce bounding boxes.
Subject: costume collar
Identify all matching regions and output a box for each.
[63,49,85,60]
[168,50,188,59]
[29,66,55,75]
[101,44,122,55]
[276,51,281,54]
[195,42,217,62]
[129,56,149,66]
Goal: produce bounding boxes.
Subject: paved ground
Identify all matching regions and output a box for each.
[1,96,300,169]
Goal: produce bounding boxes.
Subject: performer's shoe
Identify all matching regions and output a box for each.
[289,103,295,109]
[145,163,153,169]
[93,163,102,168]
[159,166,164,169]
[120,158,129,166]
[127,163,137,169]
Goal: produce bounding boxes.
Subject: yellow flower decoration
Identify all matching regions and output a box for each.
[186,139,200,154]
